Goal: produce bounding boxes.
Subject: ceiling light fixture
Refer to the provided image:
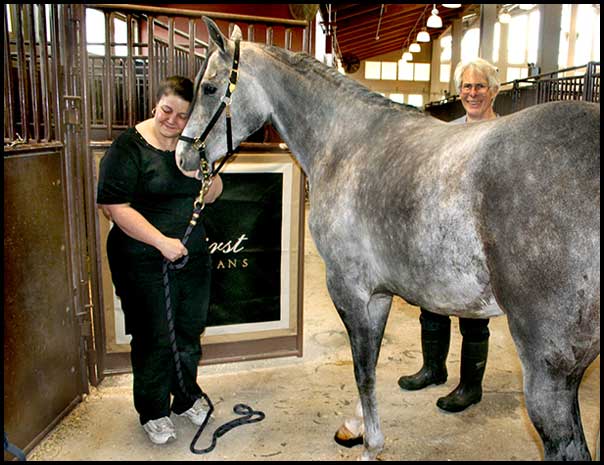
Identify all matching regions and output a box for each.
[402,50,413,62]
[498,11,511,24]
[416,27,430,43]
[409,42,421,53]
[401,3,430,61]
[442,4,461,8]
[427,5,443,28]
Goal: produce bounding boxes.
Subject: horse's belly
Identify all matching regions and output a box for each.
[425,296,503,318]
[387,263,504,318]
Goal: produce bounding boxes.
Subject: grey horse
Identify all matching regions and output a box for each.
[176,18,600,461]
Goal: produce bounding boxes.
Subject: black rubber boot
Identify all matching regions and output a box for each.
[398,315,450,391]
[436,338,488,412]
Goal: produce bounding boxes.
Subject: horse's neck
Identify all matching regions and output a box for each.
[257,50,373,175]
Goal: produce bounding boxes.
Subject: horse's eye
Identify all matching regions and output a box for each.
[203,84,217,95]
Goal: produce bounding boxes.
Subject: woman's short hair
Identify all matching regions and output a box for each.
[156,75,194,103]
[454,58,500,95]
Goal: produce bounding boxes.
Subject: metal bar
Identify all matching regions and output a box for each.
[147,15,155,112]
[15,4,29,141]
[583,63,592,101]
[103,11,112,138]
[37,4,52,142]
[302,25,309,54]
[26,4,41,142]
[49,4,63,140]
[75,1,104,386]
[284,28,292,50]
[126,14,134,127]
[4,5,15,142]
[188,18,196,79]
[87,4,308,27]
[167,17,174,76]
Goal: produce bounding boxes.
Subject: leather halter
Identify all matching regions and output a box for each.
[179,39,241,176]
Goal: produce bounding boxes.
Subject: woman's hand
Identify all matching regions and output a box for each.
[156,236,188,262]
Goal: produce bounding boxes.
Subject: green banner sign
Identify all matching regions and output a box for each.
[203,172,283,327]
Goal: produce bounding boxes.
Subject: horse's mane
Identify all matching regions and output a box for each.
[262,45,423,114]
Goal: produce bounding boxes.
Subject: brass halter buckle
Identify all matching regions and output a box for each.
[192,138,205,152]
[192,159,214,217]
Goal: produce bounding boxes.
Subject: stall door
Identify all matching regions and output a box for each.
[3,4,93,459]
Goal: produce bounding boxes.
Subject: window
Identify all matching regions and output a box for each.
[86,9,106,55]
[365,60,430,82]
[439,34,452,83]
[86,9,130,57]
[398,61,414,81]
[113,16,128,57]
[506,9,540,81]
[492,22,500,64]
[365,61,381,80]
[414,63,430,81]
[381,61,397,80]
[407,94,424,108]
[315,11,327,63]
[398,61,431,81]
[559,4,600,69]
[389,93,423,107]
[440,64,450,84]
[461,27,480,62]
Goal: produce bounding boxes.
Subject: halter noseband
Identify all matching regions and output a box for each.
[179,39,241,177]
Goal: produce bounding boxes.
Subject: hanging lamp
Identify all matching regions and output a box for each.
[409,42,421,53]
[498,12,511,24]
[427,5,443,28]
[442,4,461,8]
[416,27,430,43]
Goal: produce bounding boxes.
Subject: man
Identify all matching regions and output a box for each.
[398,58,500,413]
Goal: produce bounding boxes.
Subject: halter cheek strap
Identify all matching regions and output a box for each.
[179,39,241,177]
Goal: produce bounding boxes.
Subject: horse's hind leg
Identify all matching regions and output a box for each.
[506,312,598,460]
[327,272,392,460]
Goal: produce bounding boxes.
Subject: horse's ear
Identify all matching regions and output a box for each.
[230,24,243,42]
[203,16,227,54]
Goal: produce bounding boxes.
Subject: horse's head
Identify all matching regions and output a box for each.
[176,17,269,178]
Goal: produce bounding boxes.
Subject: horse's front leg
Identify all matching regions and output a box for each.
[327,272,392,460]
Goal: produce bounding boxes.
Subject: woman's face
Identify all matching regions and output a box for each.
[459,68,497,121]
[154,94,190,139]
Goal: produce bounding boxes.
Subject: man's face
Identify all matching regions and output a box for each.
[459,68,497,121]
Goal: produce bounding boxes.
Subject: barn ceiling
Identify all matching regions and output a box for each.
[319,4,480,65]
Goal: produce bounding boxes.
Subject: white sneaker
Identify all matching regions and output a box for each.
[142,416,177,444]
[176,398,211,426]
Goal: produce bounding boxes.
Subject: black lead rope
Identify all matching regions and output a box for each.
[162,164,265,455]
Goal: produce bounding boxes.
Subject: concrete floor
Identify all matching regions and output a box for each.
[29,211,600,461]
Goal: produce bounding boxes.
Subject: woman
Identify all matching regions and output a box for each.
[97,76,223,444]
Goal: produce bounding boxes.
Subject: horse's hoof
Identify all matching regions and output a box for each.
[334,425,364,448]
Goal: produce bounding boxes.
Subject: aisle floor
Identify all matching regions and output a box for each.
[28,213,600,461]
